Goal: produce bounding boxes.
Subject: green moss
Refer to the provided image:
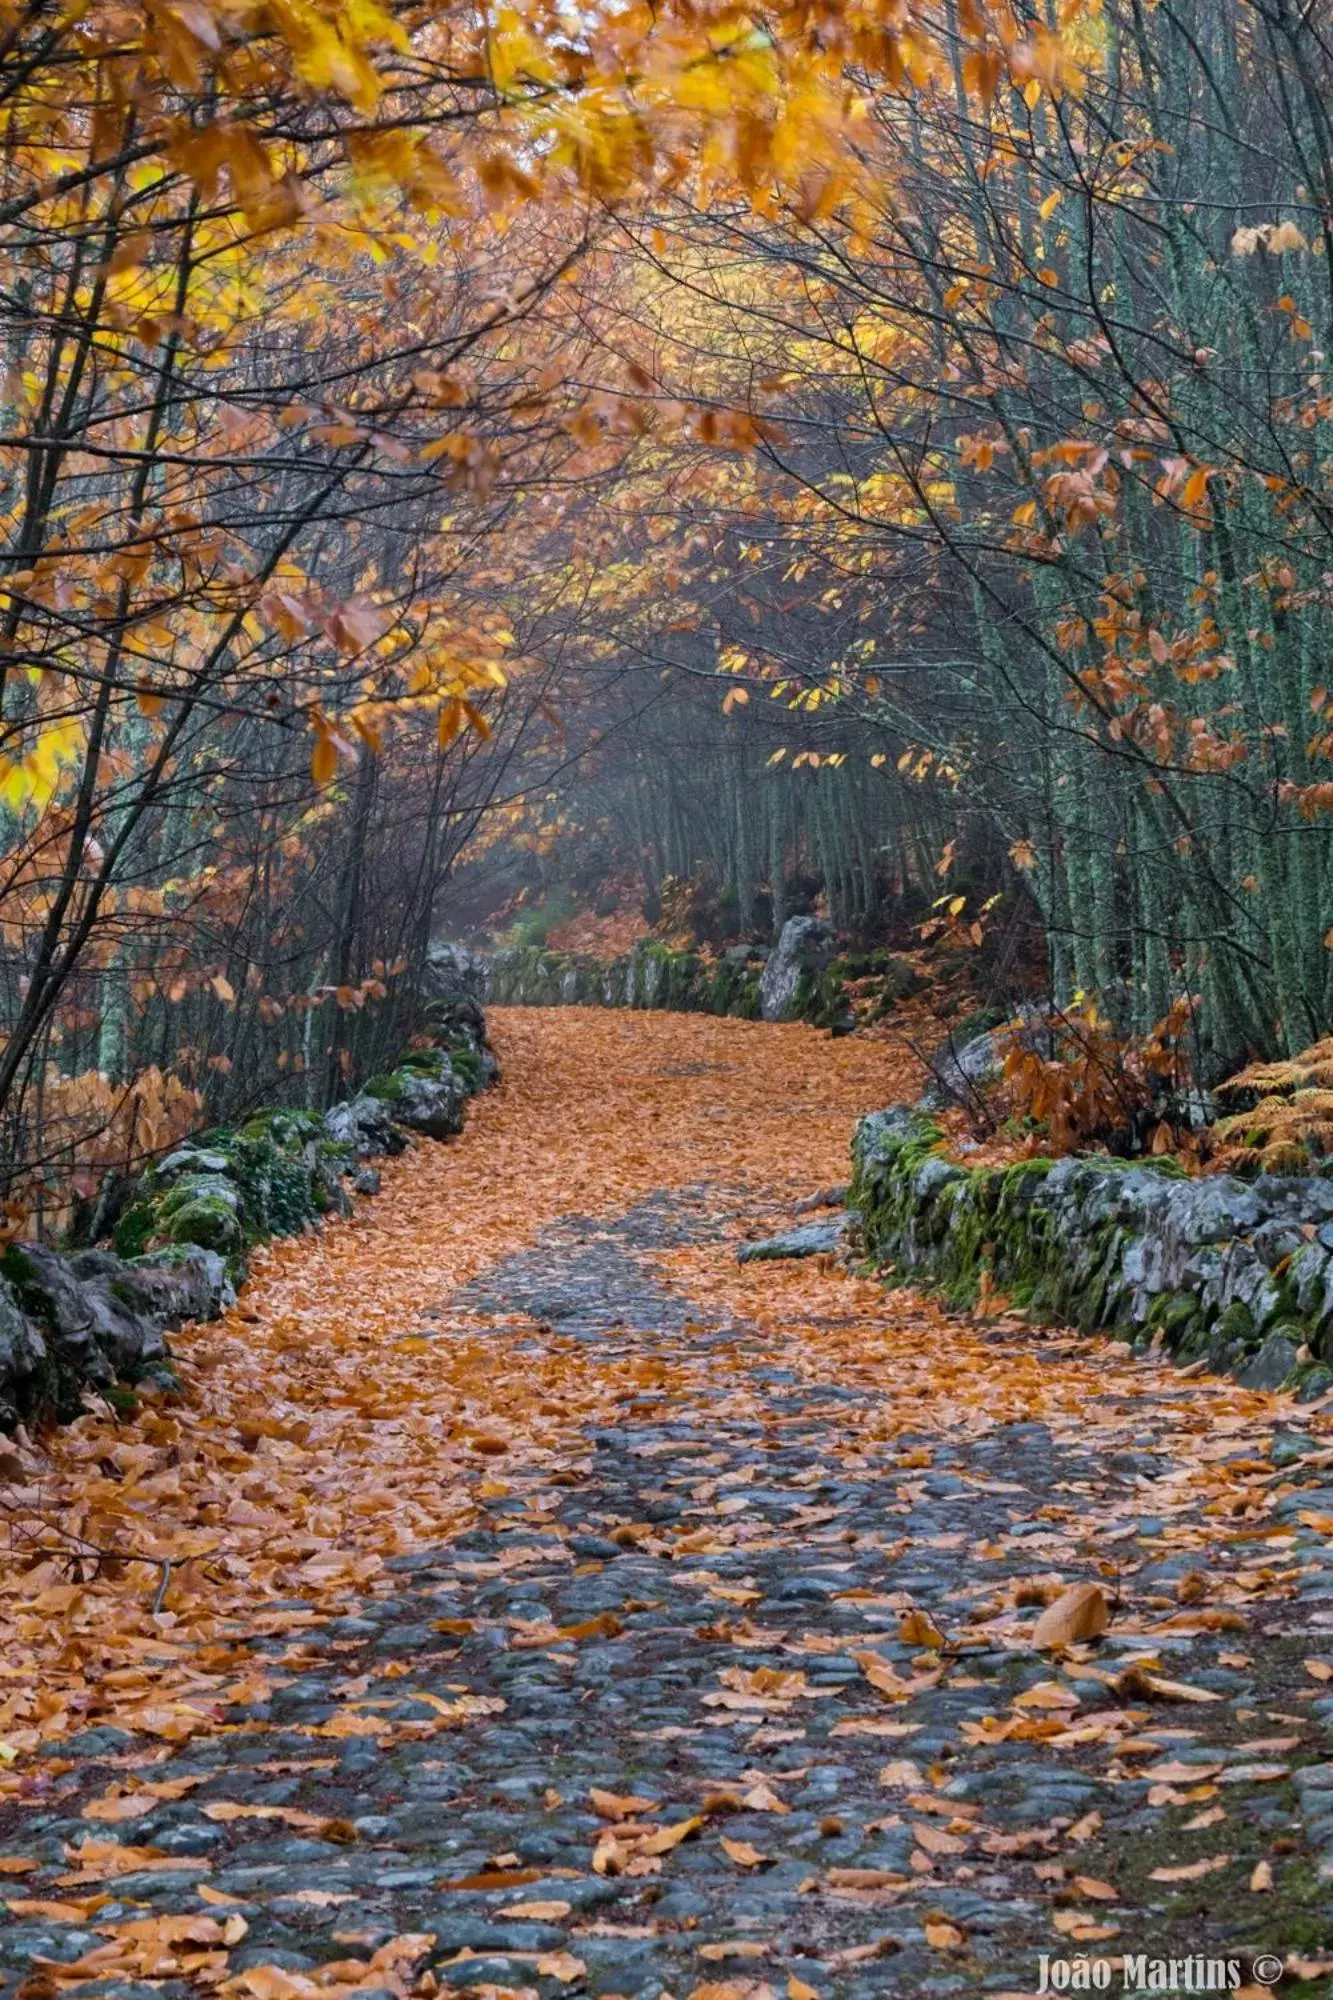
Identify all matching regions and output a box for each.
[164,1192,243,1253]
[239,1107,322,1148]
[364,1070,409,1103]
[113,1200,157,1259]
[446,1045,482,1089]
[1213,1299,1257,1346]
[792,961,851,1029]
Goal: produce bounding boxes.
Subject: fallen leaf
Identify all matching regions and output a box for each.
[640,1813,705,1854]
[898,1609,944,1648]
[720,1838,768,1869]
[877,1760,923,1789]
[537,1952,587,1983]
[1030,1583,1111,1650]
[1149,1854,1231,1882]
[589,1788,659,1821]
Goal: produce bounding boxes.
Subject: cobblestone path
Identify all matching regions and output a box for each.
[3,1012,1333,2000]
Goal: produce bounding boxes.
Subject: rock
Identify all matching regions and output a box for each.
[919,1005,1055,1112]
[423,941,490,1003]
[131,1246,236,1320]
[738,1220,846,1263]
[759,915,837,1022]
[354,1166,382,1196]
[0,1235,226,1431]
[3,1240,110,1390]
[0,1276,49,1427]
[156,1172,244,1254]
[795,1185,848,1212]
[154,1145,234,1182]
[324,1093,409,1158]
[372,1065,467,1140]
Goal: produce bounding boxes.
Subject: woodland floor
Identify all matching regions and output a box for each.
[3,1010,1333,2000]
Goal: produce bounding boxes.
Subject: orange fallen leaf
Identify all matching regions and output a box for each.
[1030,1582,1111,1650]
[720,1837,768,1868]
[898,1608,944,1647]
[589,1787,659,1821]
[1013,1679,1080,1711]
[1149,1854,1231,1882]
[640,1813,705,1854]
[877,1760,923,1789]
[537,1952,587,1984]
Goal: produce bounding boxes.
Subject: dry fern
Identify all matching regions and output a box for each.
[1214,1038,1333,1106]
[1209,1057,1333,1175]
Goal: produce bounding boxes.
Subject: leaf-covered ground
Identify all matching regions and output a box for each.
[3,1010,1333,1999]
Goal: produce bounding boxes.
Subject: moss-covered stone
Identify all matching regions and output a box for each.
[849,1104,1333,1383]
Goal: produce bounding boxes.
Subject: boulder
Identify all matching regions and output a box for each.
[156,1172,244,1254]
[383,1066,468,1140]
[324,1092,409,1158]
[0,1237,213,1430]
[1236,1330,1301,1391]
[422,993,500,1086]
[423,941,490,1004]
[0,1278,49,1428]
[132,1246,236,1319]
[759,916,837,1022]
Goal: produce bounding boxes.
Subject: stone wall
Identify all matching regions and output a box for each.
[0,995,498,1433]
[467,926,920,1032]
[850,1107,1333,1399]
[484,938,769,1018]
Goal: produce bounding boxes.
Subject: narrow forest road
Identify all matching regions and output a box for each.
[4,1011,1333,2000]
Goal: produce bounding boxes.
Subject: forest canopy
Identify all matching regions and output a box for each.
[2,0,1332,1212]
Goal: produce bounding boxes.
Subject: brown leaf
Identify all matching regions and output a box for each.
[1030,1582,1111,1650]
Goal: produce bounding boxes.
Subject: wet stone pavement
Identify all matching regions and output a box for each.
[5,1189,1333,1999]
